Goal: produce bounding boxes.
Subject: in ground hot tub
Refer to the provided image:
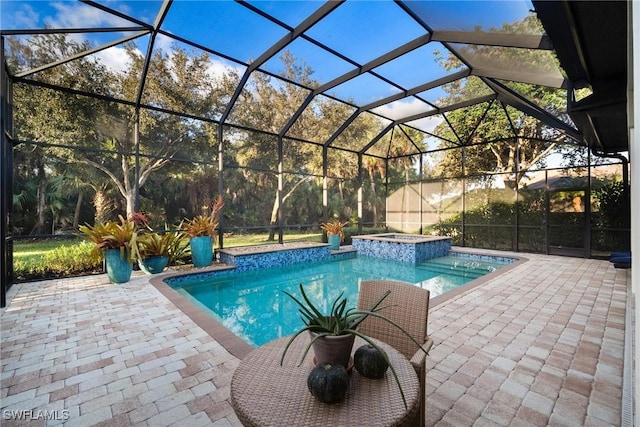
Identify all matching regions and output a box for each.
[351,233,451,264]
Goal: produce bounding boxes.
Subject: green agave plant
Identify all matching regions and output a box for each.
[280,283,429,409]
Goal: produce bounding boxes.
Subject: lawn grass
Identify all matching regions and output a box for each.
[12,232,324,282]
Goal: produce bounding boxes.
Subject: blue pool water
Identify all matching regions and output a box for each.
[171,254,512,347]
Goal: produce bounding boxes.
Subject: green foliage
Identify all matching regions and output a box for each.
[592,179,630,251]
[593,180,628,229]
[320,220,348,241]
[14,240,101,281]
[183,196,225,237]
[78,216,139,262]
[280,284,428,409]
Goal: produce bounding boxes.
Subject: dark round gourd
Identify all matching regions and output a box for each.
[354,344,389,379]
[307,362,350,403]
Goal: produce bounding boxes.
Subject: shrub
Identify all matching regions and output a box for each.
[14,240,101,281]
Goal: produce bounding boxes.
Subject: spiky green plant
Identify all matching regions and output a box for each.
[78,215,139,263]
[320,219,348,242]
[280,283,429,409]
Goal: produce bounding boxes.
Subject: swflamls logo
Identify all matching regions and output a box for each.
[2,410,70,420]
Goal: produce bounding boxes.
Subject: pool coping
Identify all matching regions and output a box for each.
[150,247,528,360]
[150,268,254,359]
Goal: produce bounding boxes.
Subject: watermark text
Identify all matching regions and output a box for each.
[2,409,70,421]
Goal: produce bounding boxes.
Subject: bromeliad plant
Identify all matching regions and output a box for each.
[320,219,348,242]
[280,283,428,409]
[183,196,225,238]
[79,215,139,263]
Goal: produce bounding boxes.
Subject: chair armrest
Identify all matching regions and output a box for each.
[409,337,433,371]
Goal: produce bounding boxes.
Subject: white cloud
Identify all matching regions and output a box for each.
[207,58,244,80]
[95,45,138,75]
[372,98,434,121]
[44,1,131,28]
[153,34,174,54]
[407,116,443,134]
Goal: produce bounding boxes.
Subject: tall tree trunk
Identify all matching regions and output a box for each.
[35,162,47,234]
[368,169,378,227]
[124,190,135,218]
[267,194,280,241]
[73,191,84,230]
[267,177,312,241]
[93,188,111,224]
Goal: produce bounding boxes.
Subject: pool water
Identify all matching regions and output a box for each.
[171,254,511,347]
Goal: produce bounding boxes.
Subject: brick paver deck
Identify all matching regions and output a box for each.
[0,250,629,426]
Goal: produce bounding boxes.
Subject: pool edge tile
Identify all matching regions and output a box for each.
[149,275,253,359]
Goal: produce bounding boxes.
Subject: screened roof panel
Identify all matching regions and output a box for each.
[404,1,540,34]
[259,39,355,88]
[330,73,402,106]
[371,98,435,122]
[415,76,494,109]
[450,43,565,88]
[140,37,238,119]
[160,1,288,63]
[405,116,447,137]
[285,95,357,143]
[362,131,393,157]
[243,1,326,28]
[497,80,573,124]
[91,0,163,26]
[371,43,463,90]
[228,71,312,133]
[1,0,586,155]
[329,112,391,151]
[0,1,139,30]
[304,1,425,65]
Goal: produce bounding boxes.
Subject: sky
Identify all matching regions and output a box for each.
[0,0,538,134]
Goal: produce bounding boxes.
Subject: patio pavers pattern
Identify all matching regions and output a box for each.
[426,253,628,427]
[0,252,629,426]
[1,274,241,426]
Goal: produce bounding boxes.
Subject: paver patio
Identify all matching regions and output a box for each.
[0,250,629,426]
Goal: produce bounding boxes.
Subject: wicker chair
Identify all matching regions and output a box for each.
[357,279,433,427]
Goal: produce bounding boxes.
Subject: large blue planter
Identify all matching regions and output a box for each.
[328,234,341,250]
[139,255,169,275]
[190,236,213,267]
[104,249,133,283]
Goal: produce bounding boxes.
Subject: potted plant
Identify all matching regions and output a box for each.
[184,196,224,268]
[280,283,427,408]
[137,223,190,274]
[320,219,348,250]
[79,215,139,283]
[137,232,171,274]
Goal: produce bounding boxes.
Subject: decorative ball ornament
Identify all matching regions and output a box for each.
[354,344,389,379]
[307,362,350,403]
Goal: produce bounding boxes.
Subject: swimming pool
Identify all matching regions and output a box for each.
[169,253,513,347]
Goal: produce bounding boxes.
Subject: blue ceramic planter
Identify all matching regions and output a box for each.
[328,234,341,250]
[139,255,169,275]
[190,236,213,267]
[104,249,133,283]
